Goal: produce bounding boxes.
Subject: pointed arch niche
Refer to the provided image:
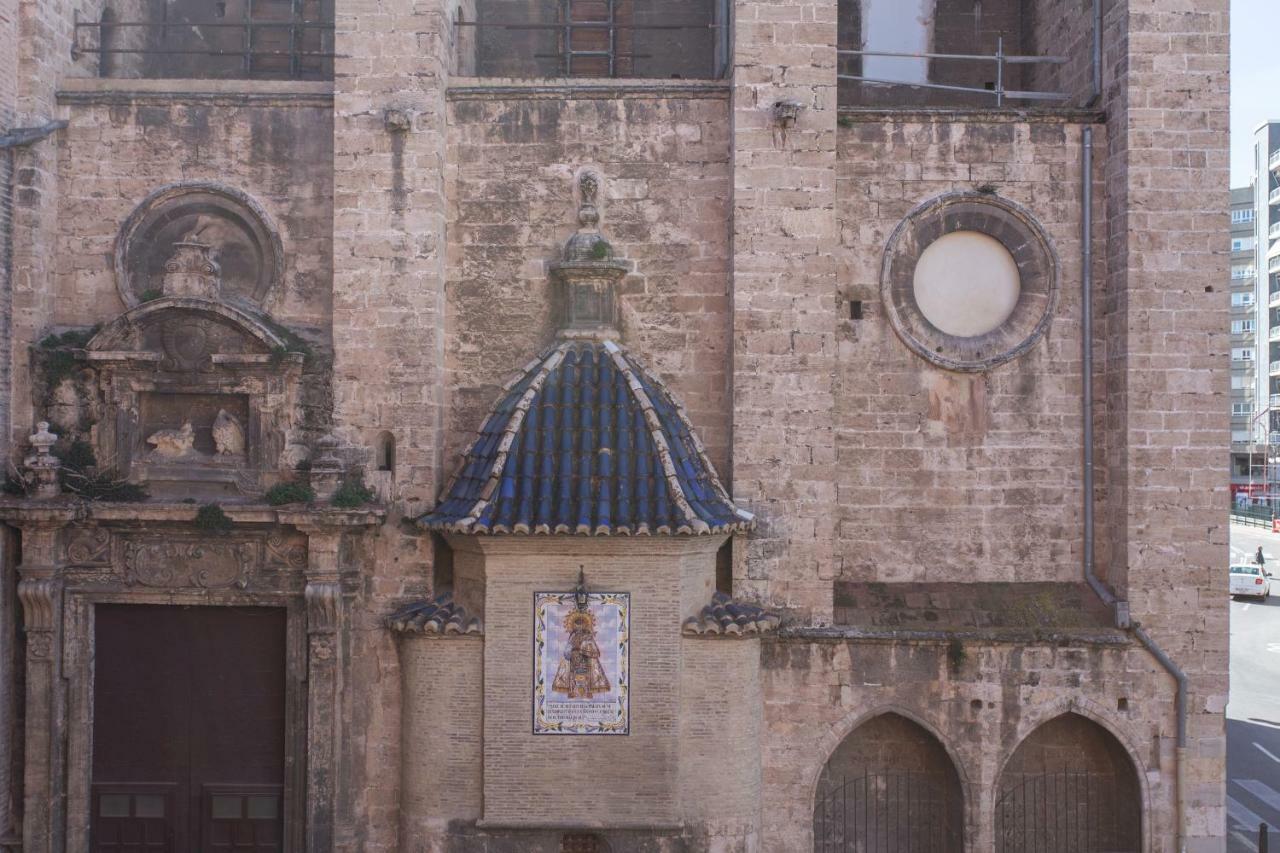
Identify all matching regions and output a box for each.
[813,712,964,852]
[995,713,1142,853]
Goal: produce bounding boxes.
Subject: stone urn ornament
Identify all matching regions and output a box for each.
[160,226,221,299]
[27,421,61,499]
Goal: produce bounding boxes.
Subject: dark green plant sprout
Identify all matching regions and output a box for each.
[194,503,234,534]
[265,481,316,506]
[331,477,375,508]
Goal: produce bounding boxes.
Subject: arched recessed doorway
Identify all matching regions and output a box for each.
[996,713,1142,853]
[813,712,964,852]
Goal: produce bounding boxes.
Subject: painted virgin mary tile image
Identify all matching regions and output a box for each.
[533,591,630,735]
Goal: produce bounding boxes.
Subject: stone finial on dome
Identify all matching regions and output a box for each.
[551,171,630,339]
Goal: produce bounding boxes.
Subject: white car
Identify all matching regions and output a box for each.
[1230,564,1272,601]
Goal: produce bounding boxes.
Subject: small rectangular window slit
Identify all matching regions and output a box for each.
[849,301,864,320]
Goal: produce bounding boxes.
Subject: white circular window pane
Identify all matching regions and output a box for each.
[912,231,1021,338]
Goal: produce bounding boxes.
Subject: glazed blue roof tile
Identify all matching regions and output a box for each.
[420,339,753,536]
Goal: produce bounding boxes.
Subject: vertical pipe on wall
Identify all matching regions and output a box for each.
[1081,126,1108,611]
[1091,0,1102,102]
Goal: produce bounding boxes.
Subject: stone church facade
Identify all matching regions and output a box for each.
[0,0,1228,851]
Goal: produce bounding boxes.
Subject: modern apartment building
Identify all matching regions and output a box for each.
[1231,186,1259,499]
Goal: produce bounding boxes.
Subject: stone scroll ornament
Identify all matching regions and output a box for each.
[533,571,630,735]
[124,540,254,589]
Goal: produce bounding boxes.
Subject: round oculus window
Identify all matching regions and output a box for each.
[912,231,1021,338]
[880,192,1058,372]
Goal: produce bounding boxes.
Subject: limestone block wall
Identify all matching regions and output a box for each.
[833,116,1105,585]
[48,85,335,333]
[443,87,734,475]
[1099,3,1230,850]
[761,637,1172,852]
[8,0,105,454]
[332,0,455,845]
[730,0,840,619]
[399,636,484,846]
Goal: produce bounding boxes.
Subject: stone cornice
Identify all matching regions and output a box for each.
[57,77,333,107]
[0,499,383,528]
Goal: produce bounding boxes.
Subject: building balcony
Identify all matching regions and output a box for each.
[1270,326,1280,341]
[1271,148,1280,172]
[1270,394,1280,408]
[1267,291,1280,308]
[1270,186,1280,205]
[73,6,333,80]
[1270,256,1280,274]
[1270,360,1280,375]
[1270,222,1280,240]
[1235,267,1257,279]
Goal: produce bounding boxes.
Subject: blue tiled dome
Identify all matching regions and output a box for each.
[420,340,753,536]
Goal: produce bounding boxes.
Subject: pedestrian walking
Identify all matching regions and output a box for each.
[1257,546,1266,568]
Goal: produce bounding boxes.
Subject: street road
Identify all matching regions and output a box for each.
[1228,523,1280,852]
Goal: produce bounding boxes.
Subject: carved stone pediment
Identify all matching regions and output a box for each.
[88,298,280,370]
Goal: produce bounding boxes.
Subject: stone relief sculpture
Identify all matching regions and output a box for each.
[212,409,246,455]
[146,420,196,458]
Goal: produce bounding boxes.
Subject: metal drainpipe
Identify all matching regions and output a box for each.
[1081,124,1190,853]
[1092,0,1103,104]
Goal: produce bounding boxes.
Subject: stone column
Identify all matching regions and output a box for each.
[14,520,66,853]
[730,0,840,620]
[300,526,343,853]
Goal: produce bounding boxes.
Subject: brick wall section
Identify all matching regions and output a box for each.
[678,637,763,846]
[457,535,727,831]
[1025,0,1098,105]
[399,636,484,841]
[1101,3,1229,850]
[443,89,733,476]
[835,116,1104,585]
[731,0,839,619]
